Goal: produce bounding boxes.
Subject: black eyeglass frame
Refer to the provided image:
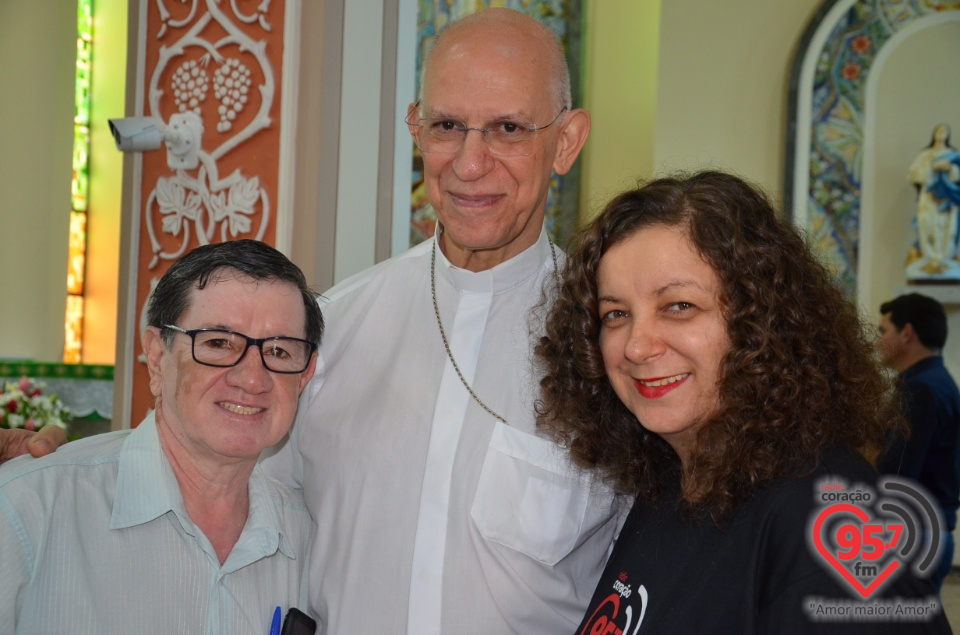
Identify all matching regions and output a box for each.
[405,102,569,155]
[162,324,318,374]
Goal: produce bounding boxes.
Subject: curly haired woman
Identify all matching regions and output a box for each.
[537,171,950,633]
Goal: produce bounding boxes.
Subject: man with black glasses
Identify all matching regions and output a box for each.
[0,240,321,634]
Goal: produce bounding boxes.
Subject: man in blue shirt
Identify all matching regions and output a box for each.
[876,292,960,592]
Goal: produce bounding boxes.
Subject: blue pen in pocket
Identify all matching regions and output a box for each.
[269,606,282,635]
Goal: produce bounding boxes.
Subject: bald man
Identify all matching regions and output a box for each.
[264,9,620,634]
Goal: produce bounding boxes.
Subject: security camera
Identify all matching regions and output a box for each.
[108,112,203,169]
[108,117,164,152]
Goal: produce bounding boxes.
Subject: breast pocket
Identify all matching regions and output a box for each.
[471,423,613,565]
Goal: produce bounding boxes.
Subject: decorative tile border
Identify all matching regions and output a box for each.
[0,362,113,381]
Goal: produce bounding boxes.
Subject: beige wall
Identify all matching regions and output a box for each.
[579,0,823,223]
[580,0,661,219]
[0,1,77,361]
[652,0,822,203]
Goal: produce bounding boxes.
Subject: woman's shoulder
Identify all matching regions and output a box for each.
[746,448,879,551]
[759,448,877,508]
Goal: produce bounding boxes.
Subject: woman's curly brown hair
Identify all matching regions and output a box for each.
[536,171,903,522]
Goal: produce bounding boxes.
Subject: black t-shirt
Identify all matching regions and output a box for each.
[575,450,952,634]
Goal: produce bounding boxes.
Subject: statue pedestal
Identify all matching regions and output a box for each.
[906,258,960,283]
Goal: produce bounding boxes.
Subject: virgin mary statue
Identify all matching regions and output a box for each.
[906,123,960,280]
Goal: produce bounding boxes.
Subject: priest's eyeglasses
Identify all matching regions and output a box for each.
[163,325,317,374]
[406,103,568,157]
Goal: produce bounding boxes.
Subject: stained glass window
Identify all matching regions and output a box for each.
[64,0,93,363]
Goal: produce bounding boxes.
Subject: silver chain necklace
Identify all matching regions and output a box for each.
[430,238,561,425]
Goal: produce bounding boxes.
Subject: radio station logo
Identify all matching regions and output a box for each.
[806,477,943,621]
[578,572,648,635]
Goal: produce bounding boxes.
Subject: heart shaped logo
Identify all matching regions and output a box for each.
[812,503,902,598]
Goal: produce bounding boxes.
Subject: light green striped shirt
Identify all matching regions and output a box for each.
[0,412,313,634]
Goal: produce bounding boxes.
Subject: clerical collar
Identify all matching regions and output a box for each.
[433,226,554,294]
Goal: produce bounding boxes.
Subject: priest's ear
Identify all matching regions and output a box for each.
[552,108,590,176]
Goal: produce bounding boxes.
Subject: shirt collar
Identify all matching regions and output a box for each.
[110,412,180,530]
[901,355,945,380]
[227,462,299,568]
[110,412,297,565]
[434,225,553,294]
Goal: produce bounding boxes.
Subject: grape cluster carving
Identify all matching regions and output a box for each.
[171,60,210,115]
[213,59,252,132]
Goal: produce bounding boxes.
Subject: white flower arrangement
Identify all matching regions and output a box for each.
[0,377,71,431]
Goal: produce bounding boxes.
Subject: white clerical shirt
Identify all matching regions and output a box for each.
[264,229,621,634]
[0,413,312,635]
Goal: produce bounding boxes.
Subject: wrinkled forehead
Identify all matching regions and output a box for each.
[421,31,556,118]
[190,266,259,294]
[183,270,305,325]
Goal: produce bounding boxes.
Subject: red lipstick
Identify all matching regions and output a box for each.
[633,374,689,399]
